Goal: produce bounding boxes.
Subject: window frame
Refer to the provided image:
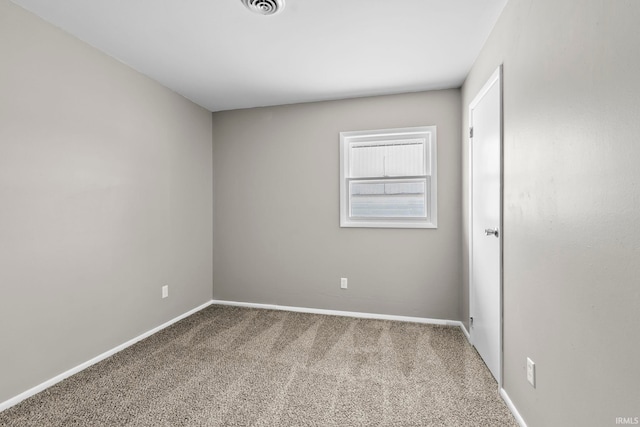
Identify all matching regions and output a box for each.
[339,125,437,229]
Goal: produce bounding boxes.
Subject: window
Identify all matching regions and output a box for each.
[340,126,437,228]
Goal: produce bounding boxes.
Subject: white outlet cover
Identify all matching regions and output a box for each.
[527,357,536,387]
[340,278,348,289]
[162,285,169,298]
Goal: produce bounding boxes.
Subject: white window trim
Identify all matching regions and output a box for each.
[340,125,437,229]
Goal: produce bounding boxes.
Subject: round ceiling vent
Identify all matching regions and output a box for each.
[241,0,285,16]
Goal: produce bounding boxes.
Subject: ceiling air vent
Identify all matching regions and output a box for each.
[241,0,285,16]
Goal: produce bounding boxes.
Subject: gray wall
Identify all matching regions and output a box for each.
[462,0,640,425]
[212,90,462,320]
[0,1,213,403]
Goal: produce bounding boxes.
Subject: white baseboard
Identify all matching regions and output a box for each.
[0,300,214,413]
[212,299,465,329]
[459,322,470,341]
[500,388,527,427]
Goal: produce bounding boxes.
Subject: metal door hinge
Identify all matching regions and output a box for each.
[469,127,474,138]
[470,316,474,327]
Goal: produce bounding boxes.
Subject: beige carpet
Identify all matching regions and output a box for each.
[0,305,518,426]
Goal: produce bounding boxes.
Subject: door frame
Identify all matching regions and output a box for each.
[468,65,504,386]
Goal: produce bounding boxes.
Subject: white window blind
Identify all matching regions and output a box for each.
[349,139,427,178]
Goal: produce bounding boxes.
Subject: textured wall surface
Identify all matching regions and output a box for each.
[462,0,640,425]
[212,90,462,320]
[0,0,213,403]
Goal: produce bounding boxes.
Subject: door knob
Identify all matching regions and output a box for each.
[484,228,499,237]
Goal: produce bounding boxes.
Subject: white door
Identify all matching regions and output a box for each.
[469,66,502,383]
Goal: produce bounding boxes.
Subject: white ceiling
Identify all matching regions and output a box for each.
[11,0,507,112]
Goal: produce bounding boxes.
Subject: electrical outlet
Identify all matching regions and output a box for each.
[340,278,348,289]
[527,357,536,387]
[162,285,169,299]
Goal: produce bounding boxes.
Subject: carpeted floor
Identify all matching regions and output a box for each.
[0,305,518,426]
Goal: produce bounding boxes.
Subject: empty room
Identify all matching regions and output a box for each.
[1,0,638,426]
